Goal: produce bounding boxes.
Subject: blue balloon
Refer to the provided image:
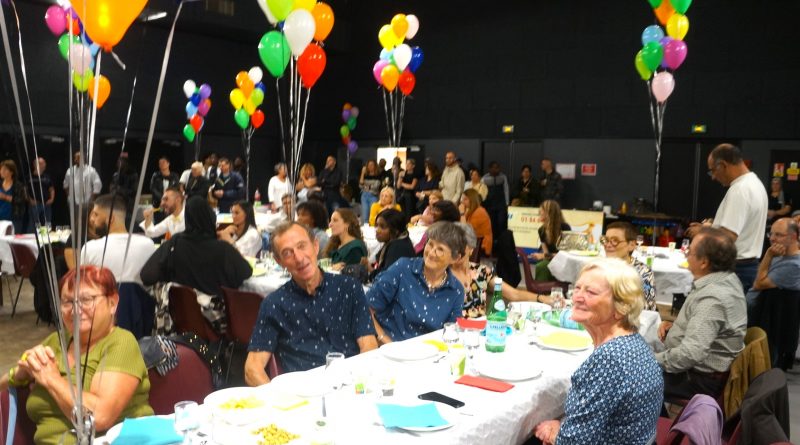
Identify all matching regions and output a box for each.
[380,48,392,60]
[408,46,424,73]
[185,102,197,118]
[641,25,664,46]
[89,43,100,57]
[256,82,266,92]
[190,93,201,106]
[82,31,93,46]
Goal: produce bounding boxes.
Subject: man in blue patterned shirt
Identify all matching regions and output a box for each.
[245,222,377,386]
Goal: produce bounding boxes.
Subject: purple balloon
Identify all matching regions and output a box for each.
[197,99,210,117]
[347,140,358,155]
[342,109,351,122]
[659,36,673,68]
[663,39,688,70]
[198,83,212,99]
[408,46,424,73]
[372,59,390,85]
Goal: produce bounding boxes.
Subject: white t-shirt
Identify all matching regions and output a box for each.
[138,207,186,238]
[81,233,155,284]
[234,226,262,258]
[179,169,191,186]
[713,171,768,259]
[268,176,290,205]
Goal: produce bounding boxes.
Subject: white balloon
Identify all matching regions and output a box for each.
[405,14,419,40]
[350,107,359,118]
[256,0,278,25]
[69,44,92,76]
[183,79,196,99]
[283,9,316,57]
[393,44,412,71]
[248,66,264,85]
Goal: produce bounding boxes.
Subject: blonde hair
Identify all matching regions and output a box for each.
[300,163,316,179]
[462,188,481,216]
[578,258,644,331]
[380,186,396,203]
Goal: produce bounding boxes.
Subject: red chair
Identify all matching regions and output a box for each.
[168,285,221,342]
[0,386,36,445]
[148,344,215,415]
[9,243,37,318]
[221,287,280,380]
[516,248,569,295]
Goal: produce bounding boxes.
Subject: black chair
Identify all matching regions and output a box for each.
[9,243,37,318]
[117,282,157,339]
[750,287,800,370]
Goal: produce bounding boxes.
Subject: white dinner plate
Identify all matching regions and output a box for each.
[270,369,335,398]
[389,402,458,433]
[204,386,270,426]
[478,359,543,382]
[379,341,440,362]
[103,415,177,444]
[536,331,593,352]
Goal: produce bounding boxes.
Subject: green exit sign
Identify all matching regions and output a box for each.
[692,124,707,134]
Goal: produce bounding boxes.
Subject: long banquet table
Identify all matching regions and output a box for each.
[0,234,41,274]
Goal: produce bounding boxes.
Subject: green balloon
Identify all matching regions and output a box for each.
[251,88,265,107]
[347,116,357,131]
[258,31,291,79]
[72,70,92,92]
[634,51,652,81]
[183,124,196,142]
[266,0,293,21]
[647,0,662,8]
[670,0,691,14]
[641,41,664,71]
[339,125,350,138]
[58,33,82,60]
[234,108,250,130]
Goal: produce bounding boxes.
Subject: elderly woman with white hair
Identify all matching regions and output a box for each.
[368,186,401,226]
[533,258,663,445]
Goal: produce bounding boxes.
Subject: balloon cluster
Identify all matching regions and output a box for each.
[230,67,266,130]
[256,0,334,87]
[181,80,212,142]
[44,4,110,108]
[634,0,692,103]
[340,103,359,155]
[372,14,423,95]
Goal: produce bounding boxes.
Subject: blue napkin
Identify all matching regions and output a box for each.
[376,403,448,428]
[111,416,184,445]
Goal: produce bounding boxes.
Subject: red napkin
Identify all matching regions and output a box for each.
[456,317,486,330]
[455,375,514,392]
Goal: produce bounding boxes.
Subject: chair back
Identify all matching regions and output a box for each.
[117,282,157,340]
[221,286,263,344]
[723,368,790,445]
[515,248,569,295]
[669,394,724,445]
[723,326,771,418]
[9,243,36,279]
[750,287,800,370]
[470,237,483,263]
[148,344,214,415]
[516,247,537,293]
[0,386,36,445]
[168,285,220,342]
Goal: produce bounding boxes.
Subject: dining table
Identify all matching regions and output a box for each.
[0,233,45,274]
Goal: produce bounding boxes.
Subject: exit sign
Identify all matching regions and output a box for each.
[692,124,707,134]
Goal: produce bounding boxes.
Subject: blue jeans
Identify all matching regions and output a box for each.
[360,192,378,224]
[735,261,758,294]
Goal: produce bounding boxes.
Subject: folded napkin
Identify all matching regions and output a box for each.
[456,317,486,330]
[376,403,448,428]
[111,416,184,445]
[455,375,514,392]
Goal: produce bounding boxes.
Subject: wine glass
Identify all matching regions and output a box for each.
[681,238,690,254]
[442,322,459,348]
[636,234,644,250]
[174,401,199,444]
[462,329,481,376]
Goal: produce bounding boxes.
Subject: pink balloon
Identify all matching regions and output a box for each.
[651,71,675,103]
[372,60,389,86]
[44,6,67,36]
[197,99,211,117]
[663,39,688,70]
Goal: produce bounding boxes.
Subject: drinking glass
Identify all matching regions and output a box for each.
[325,352,346,390]
[174,401,199,444]
[681,238,690,254]
[551,287,565,314]
[636,234,644,250]
[462,329,481,376]
[442,322,459,347]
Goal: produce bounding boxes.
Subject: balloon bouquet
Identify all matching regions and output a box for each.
[372,14,422,147]
[229,67,267,193]
[256,0,334,214]
[634,0,691,213]
[339,103,359,179]
[182,80,213,162]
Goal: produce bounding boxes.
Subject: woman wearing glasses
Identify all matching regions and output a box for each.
[601,221,657,311]
[1,265,153,444]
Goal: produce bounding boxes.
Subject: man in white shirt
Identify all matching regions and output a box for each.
[140,186,185,239]
[685,143,768,292]
[81,194,155,285]
[439,151,465,204]
[63,151,102,219]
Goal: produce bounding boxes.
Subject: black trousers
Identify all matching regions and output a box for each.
[663,370,726,401]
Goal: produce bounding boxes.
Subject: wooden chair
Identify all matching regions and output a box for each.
[9,243,37,318]
[148,344,214,415]
[221,287,281,380]
[167,284,221,342]
[515,247,569,295]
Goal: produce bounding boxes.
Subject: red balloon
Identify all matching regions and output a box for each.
[251,109,265,129]
[342,135,351,145]
[297,44,326,89]
[398,70,416,96]
[190,114,203,132]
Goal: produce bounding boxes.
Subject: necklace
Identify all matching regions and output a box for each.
[424,270,448,293]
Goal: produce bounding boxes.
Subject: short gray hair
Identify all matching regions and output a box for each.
[270,221,316,258]
[455,222,477,249]
[426,221,467,259]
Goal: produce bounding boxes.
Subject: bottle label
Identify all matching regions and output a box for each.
[486,319,507,348]
[493,299,506,312]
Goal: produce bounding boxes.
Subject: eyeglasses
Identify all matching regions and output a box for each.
[599,236,626,247]
[60,295,106,312]
[424,242,452,259]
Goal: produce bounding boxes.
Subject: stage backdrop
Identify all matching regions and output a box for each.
[508,206,604,250]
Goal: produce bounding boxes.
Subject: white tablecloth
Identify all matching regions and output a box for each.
[0,235,40,274]
[548,247,694,305]
[240,271,290,296]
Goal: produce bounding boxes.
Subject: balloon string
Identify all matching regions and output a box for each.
[275,78,287,163]
[381,88,391,147]
[87,51,101,174]
[387,89,395,146]
[121,22,149,156]
[398,94,406,146]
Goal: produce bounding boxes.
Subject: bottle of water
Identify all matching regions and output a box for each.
[486,278,507,353]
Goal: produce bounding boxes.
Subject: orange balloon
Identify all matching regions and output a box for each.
[380,65,399,92]
[654,1,675,26]
[70,0,147,51]
[312,2,335,42]
[235,71,250,88]
[240,78,255,98]
[87,74,110,109]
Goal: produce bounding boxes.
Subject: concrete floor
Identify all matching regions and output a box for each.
[1,278,798,442]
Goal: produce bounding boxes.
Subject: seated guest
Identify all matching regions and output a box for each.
[368,221,466,342]
[218,200,262,258]
[414,160,441,212]
[534,259,663,444]
[410,189,442,226]
[414,200,462,254]
[262,195,293,234]
[601,221,657,311]
[245,222,377,384]
[747,216,800,315]
[1,266,154,444]
[82,194,155,285]
[460,188,493,257]
[140,186,185,239]
[368,186,401,226]
[532,199,570,281]
[324,208,367,269]
[296,162,319,203]
[657,227,746,401]
[296,200,329,252]
[267,162,290,212]
[369,209,415,280]
[464,167,488,201]
[511,164,540,207]
[184,161,211,200]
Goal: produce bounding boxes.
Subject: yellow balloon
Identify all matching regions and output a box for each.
[294,0,315,11]
[391,14,408,40]
[378,24,397,50]
[666,13,689,40]
[244,99,256,116]
[229,88,245,109]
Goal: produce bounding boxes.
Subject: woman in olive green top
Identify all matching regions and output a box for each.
[325,208,368,269]
[1,265,153,445]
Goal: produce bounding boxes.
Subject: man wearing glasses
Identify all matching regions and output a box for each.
[745,217,800,316]
[685,143,768,292]
[601,222,657,311]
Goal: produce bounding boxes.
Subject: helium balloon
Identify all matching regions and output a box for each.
[341,109,351,121]
[250,88,265,107]
[294,0,315,11]
[248,66,263,85]
[654,0,674,26]
[297,43,326,88]
[190,114,203,133]
[343,103,352,110]
[198,84,212,99]
[641,41,664,71]
[378,24,398,50]
[350,107,359,118]
[347,140,358,155]
[339,125,349,138]
[405,14,419,40]
[186,102,198,118]
[648,0,662,7]
[670,0,692,14]
[347,116,357,131]
[634,51,652,81]
[663,39,688,70]
[183,124,196,142]
[311,2,334,42]
[197,99,211,117]
[391,14,408,40]
[251,109,265,129]
[87,74,110,108]
[666,13,689,40]
[244,99,256,115]
[380,64,400,92]
[398,70,416,96]
[183,80,196,99]
[69,44,93,75]
[284,9,316,57]
[234,108,250,129]
[341,135,350,145]
[58,34,82,60]
[236,71,250,88]
[45,6,67,36]
[380,48,392,61]
[372,59,390,85]
[190,93,201,106]
[408,46,424,73]
[393,44,412,71]
[72,70,93,92]
[266,0,293,22]
[69,0,147,51]
[258,31,291,78]
[67,17,81,36]
[651,71,675,103]
[256,82,267,92]
[229,88,245,109]
[256,0,278,25]
[641,25,664,46]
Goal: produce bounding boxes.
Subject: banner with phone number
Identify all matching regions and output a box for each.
[507,207,604,250]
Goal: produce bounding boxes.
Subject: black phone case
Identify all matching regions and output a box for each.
[417,391,465,408]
